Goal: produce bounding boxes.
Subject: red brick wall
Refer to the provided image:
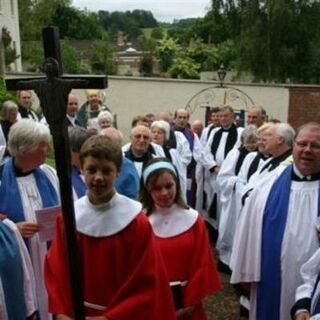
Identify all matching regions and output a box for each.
[288,87,320,129]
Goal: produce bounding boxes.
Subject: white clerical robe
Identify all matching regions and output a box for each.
[230,165,320,320]
[294,248,320,315]
[216,148,245,265]
[200,126,244,227]
[16,164,59,320]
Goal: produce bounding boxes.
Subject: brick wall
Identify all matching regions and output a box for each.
[288,87,320,129]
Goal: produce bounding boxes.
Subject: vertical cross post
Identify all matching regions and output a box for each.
[5,26,108,319]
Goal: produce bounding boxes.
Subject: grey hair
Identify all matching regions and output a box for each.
[100,127,124,145]
[97,110,113,123]
[257,122,274,134]
[241,125,258,144]
[1,100,18,119]
[8,119,51,157]
[275,123,296,148]
[151,120,170,141]
[68,126,94,152]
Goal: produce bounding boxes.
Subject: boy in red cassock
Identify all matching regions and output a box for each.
[45,135,176,320]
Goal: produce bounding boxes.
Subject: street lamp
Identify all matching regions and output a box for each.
[217,62,227,87]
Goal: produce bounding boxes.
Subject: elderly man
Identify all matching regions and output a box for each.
[76,89,111,128]
[191,119,204,138]
[230,122,320,320]
[247,105,267,128]
[124,125,160,178]
[243,122,295,195]
[173,108,201,207]
[66,93,80,127]
[17,90,39,121]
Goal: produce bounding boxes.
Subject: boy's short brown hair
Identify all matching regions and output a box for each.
[80,135,123,171]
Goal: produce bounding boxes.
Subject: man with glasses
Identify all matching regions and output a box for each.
[124,125,161,178]
[230,122,320,320]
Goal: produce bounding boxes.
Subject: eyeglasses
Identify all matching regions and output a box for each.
[133,134,150,140]
[295,140,320,151]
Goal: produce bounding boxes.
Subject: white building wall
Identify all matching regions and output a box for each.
[73,77,289,141]
[0,0,22,71]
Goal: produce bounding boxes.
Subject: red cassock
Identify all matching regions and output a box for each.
[45,213,176,319]
[156,216,221,320]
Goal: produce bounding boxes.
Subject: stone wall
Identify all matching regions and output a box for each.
[74,76,290,140]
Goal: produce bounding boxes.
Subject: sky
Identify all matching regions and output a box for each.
[72,0,211,23]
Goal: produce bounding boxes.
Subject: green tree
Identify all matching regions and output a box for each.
[89,41,117,75]
[155,37,180,73]
[139,54,154,77]
[168,57,200,79]
[21,40,88,74]
[0,74,16,106]
[2,27,20,68]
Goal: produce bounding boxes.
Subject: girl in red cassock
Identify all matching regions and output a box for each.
[140,157,221,320]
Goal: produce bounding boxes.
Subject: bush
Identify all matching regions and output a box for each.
[0,74,17,107]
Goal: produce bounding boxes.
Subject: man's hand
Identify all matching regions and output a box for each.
[16,221,39,238]
[295,311,310,320]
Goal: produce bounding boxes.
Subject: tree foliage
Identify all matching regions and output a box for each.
[2,27,20,68]
[89,41,117,75]
[17,0,320,82]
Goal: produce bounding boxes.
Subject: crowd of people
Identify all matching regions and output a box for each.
[0,88,320,320]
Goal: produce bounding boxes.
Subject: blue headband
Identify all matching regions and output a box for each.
[143,161,177,184]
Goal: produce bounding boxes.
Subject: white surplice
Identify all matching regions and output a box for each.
[199,126,244,228]
[16,164,59,320]
[230,165,320,320]
[216,148,243,265]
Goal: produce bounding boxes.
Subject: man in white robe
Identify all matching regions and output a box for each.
[230,122,320,320]
[241,122,295,201]
[200,105,244,231]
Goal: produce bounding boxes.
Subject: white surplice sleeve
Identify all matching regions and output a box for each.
[0,126,6,163]
[3,219,37,317]
[174,131,192,167]
[296,248,320,304]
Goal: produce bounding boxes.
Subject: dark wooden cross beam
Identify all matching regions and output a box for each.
[5,27,108,320]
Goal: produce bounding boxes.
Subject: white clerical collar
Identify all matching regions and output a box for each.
[66,114,76,126]
[293,164,314,181]
[75,193,142,237]
[149,204,198,238]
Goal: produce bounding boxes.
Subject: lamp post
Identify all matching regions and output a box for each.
[217,62,227,87]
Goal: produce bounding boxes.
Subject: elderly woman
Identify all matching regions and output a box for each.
[0,119,60,320]
[97,110,114,130]
[1,100,18,142]
[150,120,188,201]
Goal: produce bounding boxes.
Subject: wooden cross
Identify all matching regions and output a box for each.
[5,27,108,320]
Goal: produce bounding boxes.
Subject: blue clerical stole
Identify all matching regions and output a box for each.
[0,222,26,319]
[71,166,86,198]
[0,158,59,222]
[256,165,320,320]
